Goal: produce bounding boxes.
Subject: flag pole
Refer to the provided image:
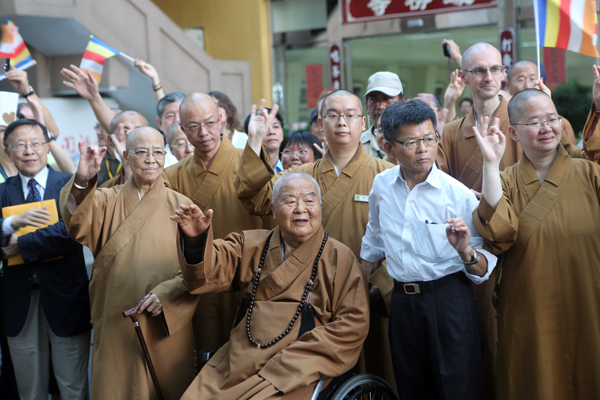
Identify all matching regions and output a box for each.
[118,52,136,63]
[533,0,542,82]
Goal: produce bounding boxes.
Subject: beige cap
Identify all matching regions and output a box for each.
[364,71,403,98]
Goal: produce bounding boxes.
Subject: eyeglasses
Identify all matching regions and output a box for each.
[462,65,506,77]
[322,114,363,124]
[512,117,561,132]
[394,134,440,150]
[8,142,48,152]
[281,149,310,158]
[183,121,219,134]
[133,149,166,160]
[170,141,194,149]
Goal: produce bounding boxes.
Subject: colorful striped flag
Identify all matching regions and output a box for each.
[79,36,120,83]
[535,0,599,57]
[0,20,36,82]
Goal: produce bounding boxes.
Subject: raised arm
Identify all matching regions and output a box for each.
[442,39,462,67]
[68,141,107,208]
[473,117,505,208]
[134,59,165,102]
[443,69,465,123]
[61,65,115,133]
[247,99,280,156]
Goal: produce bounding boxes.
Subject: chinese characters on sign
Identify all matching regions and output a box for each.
[343,0,496,23]
[329,43,343,90]
[305,65,323,109]
[499,28,515,69]
[543,47,566,91]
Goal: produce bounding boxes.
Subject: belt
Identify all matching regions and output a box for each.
[394,272,464,295]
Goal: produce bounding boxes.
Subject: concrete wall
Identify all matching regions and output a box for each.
[151,0,274,106]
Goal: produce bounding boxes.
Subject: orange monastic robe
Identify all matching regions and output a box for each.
[474,146,600,400]
[179,226,369,400]
[162,136,264,351]
[59,176,199,400]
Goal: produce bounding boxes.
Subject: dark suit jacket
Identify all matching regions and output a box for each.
[0,166,90,337]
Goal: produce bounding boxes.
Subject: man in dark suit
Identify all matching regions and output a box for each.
[0,119,91,400]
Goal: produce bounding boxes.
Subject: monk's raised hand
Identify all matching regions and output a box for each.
[473,116,505,164]
[593,65,600,111]
[76,141,106,183]
[138,293,163,317]
[247,100,280,155]
[534,77,551,98]
[171,204,213,238]
[446,217,471,254]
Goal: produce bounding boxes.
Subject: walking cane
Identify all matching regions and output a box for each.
[123,299,165,400]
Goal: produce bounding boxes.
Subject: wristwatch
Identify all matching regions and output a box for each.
[459,249,480,265]
[22,85,35,98]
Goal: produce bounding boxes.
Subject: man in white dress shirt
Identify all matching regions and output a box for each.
[361,99,497,400]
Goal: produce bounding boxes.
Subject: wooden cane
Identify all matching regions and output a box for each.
[123,299,165,400]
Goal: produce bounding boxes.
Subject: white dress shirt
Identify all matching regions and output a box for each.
[2,167,49,238]
[361,164,496,285]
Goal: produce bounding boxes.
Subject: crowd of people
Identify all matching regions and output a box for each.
[0,36,599,400]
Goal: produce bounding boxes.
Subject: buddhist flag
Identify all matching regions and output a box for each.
[79,36,120,83]
[0,20,36,82]
[535,0,599,57]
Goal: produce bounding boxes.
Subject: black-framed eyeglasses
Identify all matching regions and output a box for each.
[462,65,506,77]
[394,133,440,150]
[512,117,561,132]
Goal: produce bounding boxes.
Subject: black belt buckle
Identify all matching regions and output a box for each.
[403,283,421,294]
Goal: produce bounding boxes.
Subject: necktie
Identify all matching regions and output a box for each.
[26,179,41,203]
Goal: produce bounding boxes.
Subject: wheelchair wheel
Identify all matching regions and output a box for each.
[329,374,399,400]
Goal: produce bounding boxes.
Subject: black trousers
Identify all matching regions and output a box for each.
[389,272,483,400]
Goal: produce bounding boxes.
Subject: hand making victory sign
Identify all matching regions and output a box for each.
[247,99,280,156]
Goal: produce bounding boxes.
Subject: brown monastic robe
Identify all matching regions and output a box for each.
[437,96,589,399]
[179,225,369,400]
[473,146,600,400]
[581,104,600,164]
[162,135,264,351]
[59,176,199,400]
[234,143,396,388]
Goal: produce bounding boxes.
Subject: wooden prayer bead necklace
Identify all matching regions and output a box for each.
[246,231,328,349]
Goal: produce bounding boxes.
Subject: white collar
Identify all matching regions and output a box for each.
[19,166,49,192]
[390,163,441,190]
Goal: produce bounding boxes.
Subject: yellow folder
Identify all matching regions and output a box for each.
[2,199,59,266]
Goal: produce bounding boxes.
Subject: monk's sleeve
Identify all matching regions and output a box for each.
[582,104,600,164]
[59,174,109,254]
[234,144,282,216]
[436,123,454,175]
[472,175,519,255]
[560,128,587,159]
[151,245,200,338]
[179,226,251,294]
[258,257,370,394]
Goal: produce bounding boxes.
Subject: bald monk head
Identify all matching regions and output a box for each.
[123,126,166,187]
[109,111,149,146]
[460,43,505,102]
[318,90,366,151]
[270,171,322,247]
[179,93,222,159]
[505,60,539,96]
[167,121,194,161]
[507,89,562,159]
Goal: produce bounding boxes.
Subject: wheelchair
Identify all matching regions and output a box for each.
[198,349,399,400]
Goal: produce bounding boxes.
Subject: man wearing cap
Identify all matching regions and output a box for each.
[361,72,406,159]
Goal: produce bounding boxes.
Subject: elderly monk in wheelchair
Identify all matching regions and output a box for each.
[172,170,380,400]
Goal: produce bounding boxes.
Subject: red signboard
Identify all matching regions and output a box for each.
[329,43,343,90]
[306,64,323,109]
[342,0,497,23]
[499,28,515,69]
[543,47,566,91]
